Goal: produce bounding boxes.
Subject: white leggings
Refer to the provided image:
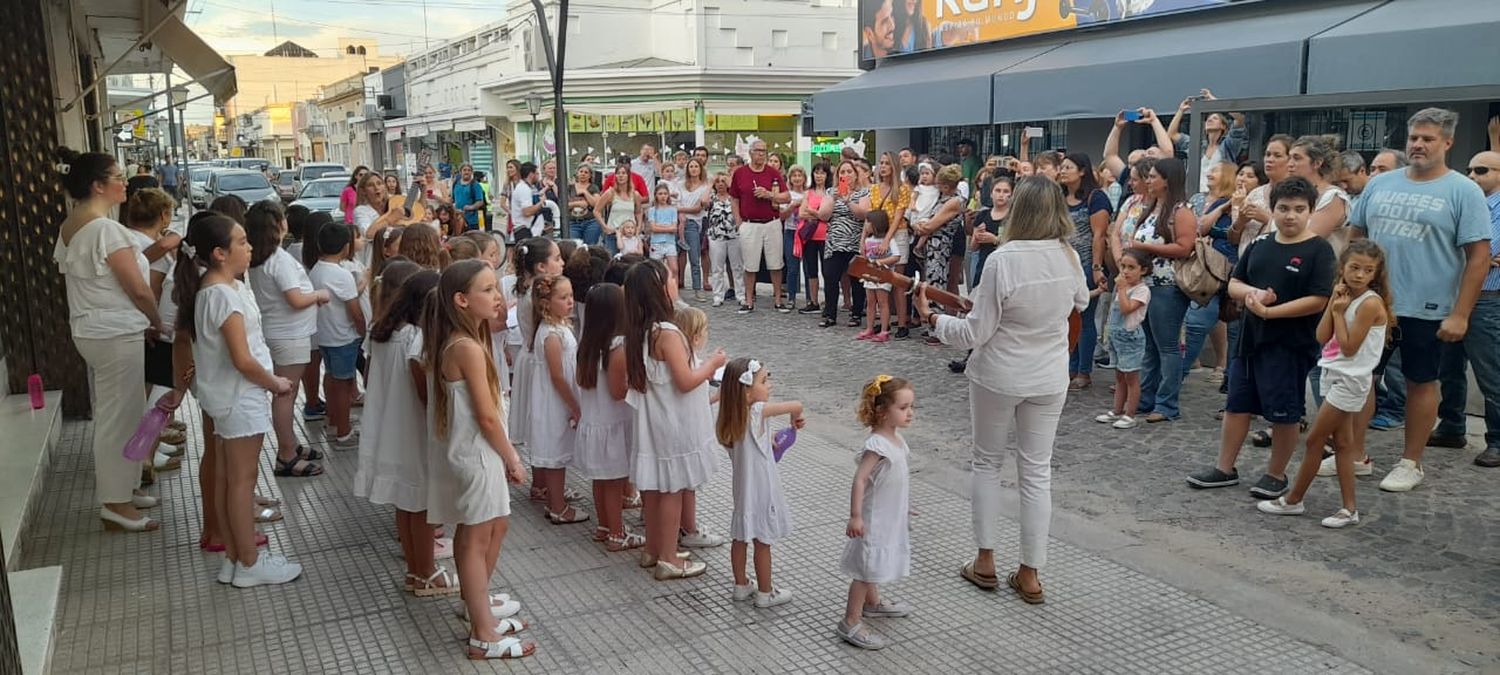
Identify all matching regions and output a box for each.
[708,237,744,303]
[75,336,146,504]
[969,383,1065,569]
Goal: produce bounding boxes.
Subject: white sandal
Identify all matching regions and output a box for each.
[410,569,461,597]
[605,531,646,552]
[466,636,533,660]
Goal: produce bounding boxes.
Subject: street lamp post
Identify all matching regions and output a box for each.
[524,93,543,162]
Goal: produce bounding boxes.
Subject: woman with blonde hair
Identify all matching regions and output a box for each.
[916,176,1088,604]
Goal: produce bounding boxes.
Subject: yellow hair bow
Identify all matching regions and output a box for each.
[865,374,893,397]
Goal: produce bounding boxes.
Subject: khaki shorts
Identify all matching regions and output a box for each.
[266,337,313,368]
[739,220,784,272]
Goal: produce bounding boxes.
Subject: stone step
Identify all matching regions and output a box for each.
[0,391,61,570]
[10,565,61,675]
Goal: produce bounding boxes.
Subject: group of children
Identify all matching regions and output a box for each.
[160,184,927,659]
[1091,176,1394,528]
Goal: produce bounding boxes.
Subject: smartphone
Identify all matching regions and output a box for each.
[1122,110,1142,122]
[838,175,850,196]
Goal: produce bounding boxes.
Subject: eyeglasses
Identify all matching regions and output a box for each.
[1469,166,1494,176]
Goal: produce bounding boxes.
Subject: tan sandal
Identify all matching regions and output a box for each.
[1007,572,1045,605]
[961,561,998,590]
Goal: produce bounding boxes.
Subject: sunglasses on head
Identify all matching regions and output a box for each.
[1468,166,1493,176]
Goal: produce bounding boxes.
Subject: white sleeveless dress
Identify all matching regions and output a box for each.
[426,360,511,526]
[840,432,911,584]
[574,335,631,480]
[507,289,536,443]
[729,402,792,544]
[625,322,718,493]
[353,323,427,511]
[525,322,578,469]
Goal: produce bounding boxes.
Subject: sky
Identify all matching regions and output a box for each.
[177,0,509,122]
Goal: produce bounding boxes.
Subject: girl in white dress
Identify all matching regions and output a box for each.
[355,270,458,595]
[506,239,565,496]
[618,259,727,580]
[423,260,535,660]
[526,275,589,524]
[177,213,302,588]
[838,375,916,651]
[716,358,805,609]
[574,282,643,551]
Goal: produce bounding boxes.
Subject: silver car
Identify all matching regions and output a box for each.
[289,177,349,218]
[189,166,218,207]
[205,168,278,206]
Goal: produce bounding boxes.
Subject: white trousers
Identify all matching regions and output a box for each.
[75,335,146,504]
[969,383,1064,569]
[708,237,744,303]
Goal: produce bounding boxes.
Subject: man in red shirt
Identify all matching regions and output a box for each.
[601,156,650,195]
[729,139,790,313]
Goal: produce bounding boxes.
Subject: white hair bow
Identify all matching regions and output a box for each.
[55,162,71,175]
[738,359,762,386]
[181,242,197,259]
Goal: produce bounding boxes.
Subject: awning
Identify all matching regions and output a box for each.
[811,44,1056,132]
[143,2,237,103]
[1306,0,1500,95]
[990,1,1380,123]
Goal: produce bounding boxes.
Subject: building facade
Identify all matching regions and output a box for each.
[387,0,860,201]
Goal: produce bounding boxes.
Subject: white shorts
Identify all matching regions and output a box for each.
[266,337,312,367]
[893,228,912,265]
[739,220,783,272]
[1319,368,1372,413]
[211,388,274,439]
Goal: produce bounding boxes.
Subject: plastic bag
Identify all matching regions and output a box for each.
[773,427,796,463]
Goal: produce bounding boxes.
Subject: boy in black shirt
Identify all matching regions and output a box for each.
[1188,176,1335,497]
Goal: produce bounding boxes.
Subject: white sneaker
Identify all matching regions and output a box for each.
[1255,497,1306,515]
[712,298,724,307]
[754,587,794,608]
[232,553,303,588]
[732,584,755,602]
[1378,459,1424,492]
[1317,454,1374,477]
[1094,411,1120,424]
[216,559,235,585]
[1112,416,1138,429]
[1321,509,1361,528]
[679,528,727,548]
[331,431,360,450]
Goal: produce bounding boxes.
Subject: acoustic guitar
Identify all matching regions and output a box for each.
[383,180,429,226]
[848,256,1081,350]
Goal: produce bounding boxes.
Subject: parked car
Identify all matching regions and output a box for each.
[188,166,219,207]
[293,163,348,193]
[289,177,348,218]
[227,157,271,173]
[273,169,297,202]
[205,168,278,206]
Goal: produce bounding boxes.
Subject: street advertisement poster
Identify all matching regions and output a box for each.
[859,0,1254,63]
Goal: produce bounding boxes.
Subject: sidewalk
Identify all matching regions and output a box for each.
[20,403,1372,674]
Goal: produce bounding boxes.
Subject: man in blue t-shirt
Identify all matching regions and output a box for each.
[1349,108,1493,492]
[451,163,486,231]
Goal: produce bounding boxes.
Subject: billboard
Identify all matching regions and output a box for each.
[859,0,1254,62]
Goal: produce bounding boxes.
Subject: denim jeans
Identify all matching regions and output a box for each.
[1374,349,1406,421]
[601,232,618,256]
[1181,295,1220,380]
[1437,294,1500,448]
[1068,275,1098,376]
[569,217,601,245]
[1138,284,1191,419]
[682,219,704,290]
[781,228,801,303]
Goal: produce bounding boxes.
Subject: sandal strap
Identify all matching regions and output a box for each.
[468,636,525,658]
[421,568,457,589]
[494,617,526,635]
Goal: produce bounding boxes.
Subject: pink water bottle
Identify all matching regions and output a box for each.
[27,374,44,410]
